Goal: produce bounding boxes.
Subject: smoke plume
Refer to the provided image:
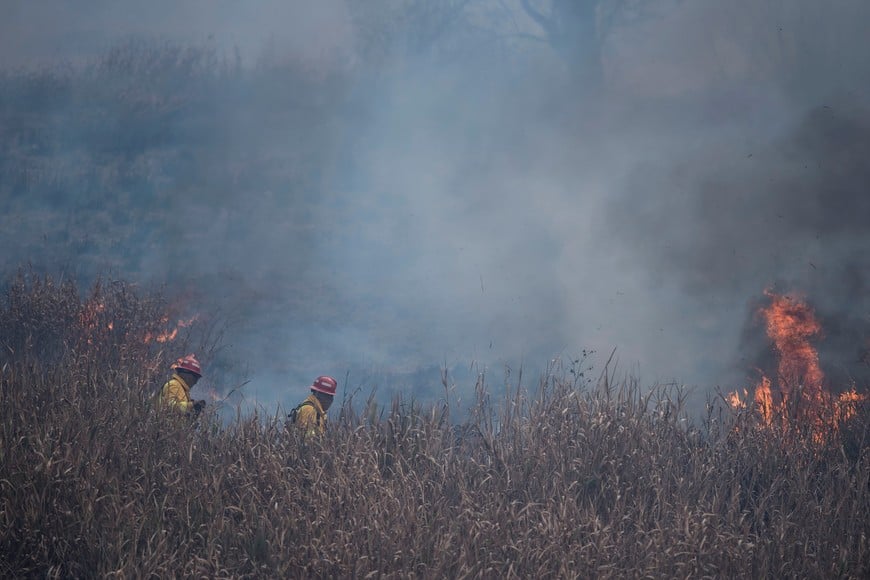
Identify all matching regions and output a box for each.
[2,0,868,415]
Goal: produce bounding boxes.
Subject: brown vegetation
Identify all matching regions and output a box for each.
[1,272,868,578]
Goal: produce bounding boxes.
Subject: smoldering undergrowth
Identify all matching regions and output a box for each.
[0,271,867,578]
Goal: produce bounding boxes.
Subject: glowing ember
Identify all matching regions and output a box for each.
[79,299,108,345]
[79,300,105,325]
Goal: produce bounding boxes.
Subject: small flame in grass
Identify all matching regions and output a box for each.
[79,299,109,344]
[755,376,773,425]
[727,390,745,409]
[144,315,198,344]
[208,388,222,402]
[728,376,774,423]
[78,301,105,324]
[154,329,178,343]
[728,290,866,442]
[835,389,863,423]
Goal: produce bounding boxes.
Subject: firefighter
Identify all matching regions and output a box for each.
[158,354,206,416]
[289,375,337,436]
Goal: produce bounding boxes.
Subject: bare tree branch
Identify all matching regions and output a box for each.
[520,0,558,39]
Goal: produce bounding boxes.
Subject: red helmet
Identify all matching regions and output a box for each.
[311,375,337,396]
[172,354,202,377]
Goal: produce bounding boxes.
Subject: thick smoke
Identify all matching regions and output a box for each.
[2,0,869,416]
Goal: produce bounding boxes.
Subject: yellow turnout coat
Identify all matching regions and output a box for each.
[158,373,195,413]
[296,394,327,436]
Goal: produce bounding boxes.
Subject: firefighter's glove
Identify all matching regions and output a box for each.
[193,400,206,413]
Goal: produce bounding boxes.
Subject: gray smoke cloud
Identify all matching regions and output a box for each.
[2,0,869,416]
[0,0,351,67]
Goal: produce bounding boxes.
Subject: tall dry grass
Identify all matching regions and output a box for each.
[1,272,868,578]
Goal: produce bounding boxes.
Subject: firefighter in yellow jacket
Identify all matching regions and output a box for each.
[290,375,337,436]
[158,354,206,416]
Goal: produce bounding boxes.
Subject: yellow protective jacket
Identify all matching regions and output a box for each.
[158,373,194,413]
[295,394,327,436]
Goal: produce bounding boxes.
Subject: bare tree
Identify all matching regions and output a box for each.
[344,0,673,84]
[346,0,476,69]
[519,0,662,85]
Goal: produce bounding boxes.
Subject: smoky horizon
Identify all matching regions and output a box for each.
[2,0,868,417]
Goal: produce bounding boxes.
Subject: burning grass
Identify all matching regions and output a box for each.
[729,290,868,445]
[1,273,868,577]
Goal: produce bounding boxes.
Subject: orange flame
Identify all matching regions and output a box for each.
[754,375,773,425]
[78,300,105,325]
[835,389,862,423]
[727,389,746,408]
[763,290,824,406]
[144,315,198,344]
[154,328,178,343]
[79,299,109,345]
[728,290,866,442]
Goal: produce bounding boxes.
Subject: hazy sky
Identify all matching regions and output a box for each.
[3,0,868,416]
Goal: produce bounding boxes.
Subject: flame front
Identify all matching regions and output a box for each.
[728,290,865,442]
[763,290,824,408]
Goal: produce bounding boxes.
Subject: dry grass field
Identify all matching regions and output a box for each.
[1,271,867,578]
